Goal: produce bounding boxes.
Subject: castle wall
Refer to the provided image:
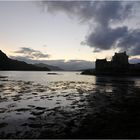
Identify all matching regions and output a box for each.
[95,52,129,73]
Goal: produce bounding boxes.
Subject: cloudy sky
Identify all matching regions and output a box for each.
[0,1,140,70]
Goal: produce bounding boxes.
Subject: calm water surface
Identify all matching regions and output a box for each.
[0,71,140,138]
[1,71,140,85]
[0,71,95,83]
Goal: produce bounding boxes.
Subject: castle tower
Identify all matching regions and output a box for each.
[112,51,129,70]
[95,59,107,71]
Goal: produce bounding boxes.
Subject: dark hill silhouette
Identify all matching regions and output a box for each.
[0,50,50,71]
[35,63,63,71]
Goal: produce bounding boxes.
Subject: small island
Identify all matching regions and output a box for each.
[82,52,140,76]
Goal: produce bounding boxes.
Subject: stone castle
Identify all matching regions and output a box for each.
[95,52,140,75]
[96,51,129,72]
[82,51,140,76]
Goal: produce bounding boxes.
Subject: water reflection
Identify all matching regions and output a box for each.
[77,76,140,138]
[0,72,140,138]
[95,76,135,95]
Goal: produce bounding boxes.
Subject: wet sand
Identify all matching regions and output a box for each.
[0,75,140,138]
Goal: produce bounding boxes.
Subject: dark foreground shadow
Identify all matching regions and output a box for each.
[71,76,140,139]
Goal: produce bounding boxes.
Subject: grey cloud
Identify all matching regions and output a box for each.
[14,47,50,59]
[81,1,134,51]
[41,1,140,56]
[86,26,128,50]
[90,1,132,27]
[43,1,132,24]
[42,1,93,22]
[10,55,94,70]
[118,29,140,56]
[15,47,34,54]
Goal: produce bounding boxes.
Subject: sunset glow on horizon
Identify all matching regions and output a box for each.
[1,1,140,69]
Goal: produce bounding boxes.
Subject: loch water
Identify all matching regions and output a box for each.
[0,71,140,138]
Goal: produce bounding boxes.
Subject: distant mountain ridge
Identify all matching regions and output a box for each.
[34,63,63,71]
[0,50,50,71]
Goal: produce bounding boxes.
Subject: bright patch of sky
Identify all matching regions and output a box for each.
[0,1,140,66]
[0,1,96,61]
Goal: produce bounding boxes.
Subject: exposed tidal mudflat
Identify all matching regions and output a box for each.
[0,71,140,138]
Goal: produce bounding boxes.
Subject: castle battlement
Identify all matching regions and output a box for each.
[95,52,129,72]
